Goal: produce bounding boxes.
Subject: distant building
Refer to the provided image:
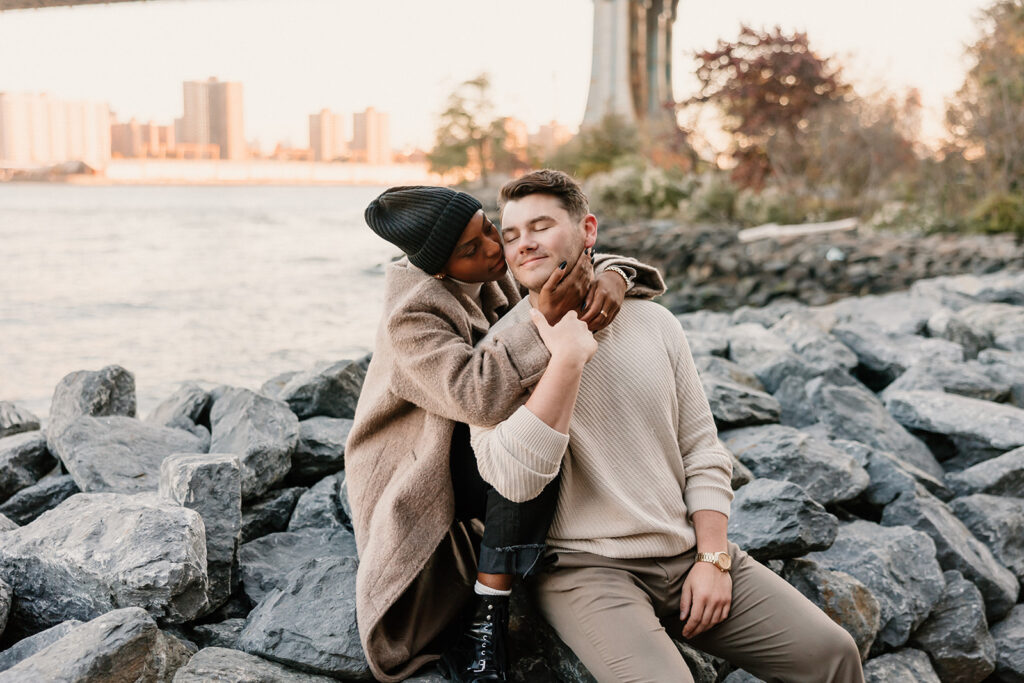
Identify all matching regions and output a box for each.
[112,117,176,158]
[179,78,246,160]
[309,109,347,161]
[0,92,110,168]
[530,120,574,157]
[351,107,391,165]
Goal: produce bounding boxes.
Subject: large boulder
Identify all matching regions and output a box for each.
[209,387,299,500]
[187,618,246,650]
[288,471,350,532]
[881,488,1019,620]
[700,375,780,429]
[0,514,15,532]
[147,383,212,431]
[239,527,357,605]
[991,604,1024,683]
[693,356,765,391]
[829,439,950,508]
[159,454,242,613]
[883,389,1024,470]
[172,646,339,682]
[50,416,208,494]
[289,416,353,485]
[910,570,996,683]
[238,556,371,680]
[262,360,366,420]
[0,492,209,634]
[806,521,945,651]
[0,619,82,673]
[978,352,1024,408]
[727,479,838,560]
[0,402,40,438]
[823,290,943,335]
[945,445,1024,498]
[240,486,306,543]
[782,559,881,659]
[0,607,192,683]
[0,430,55,501]
[911,271,1024,310]
[950,494,1024,587]
[683,330,729,357]
[726,324,818,393]
[862,648,941,683]
[0,473,79,525]
[720,424,868,505]
[956,302,1024,352]
[771,375,818,428]
[47,365,136,452]
[804,374,944,478]
[880,356,1012,403]
[927,308,989,359]
[0,578,10,639]
[831,322,963,390]
[769,313,858,374]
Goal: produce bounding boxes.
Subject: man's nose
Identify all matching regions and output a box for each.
[518,232,538,252]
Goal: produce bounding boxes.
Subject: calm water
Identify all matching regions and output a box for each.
[0,184,400,421]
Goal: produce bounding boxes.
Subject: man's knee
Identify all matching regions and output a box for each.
[818,621,862,670]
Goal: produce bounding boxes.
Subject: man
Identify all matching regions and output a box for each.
[469,169,864,682]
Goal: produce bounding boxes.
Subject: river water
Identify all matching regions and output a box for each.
[0,184,401,420]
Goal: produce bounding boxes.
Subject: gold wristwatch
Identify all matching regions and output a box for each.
[696,551,732,572]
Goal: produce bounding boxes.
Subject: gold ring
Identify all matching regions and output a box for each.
[599,310,607,317]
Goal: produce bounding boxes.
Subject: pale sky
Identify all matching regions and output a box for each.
[0,0,991,151]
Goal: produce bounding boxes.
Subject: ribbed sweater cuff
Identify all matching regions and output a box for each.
[496,320,550,388]
[684,486,733,519]
[502,405,569,474]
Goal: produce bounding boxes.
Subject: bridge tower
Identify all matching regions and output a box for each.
[582,0,680,128]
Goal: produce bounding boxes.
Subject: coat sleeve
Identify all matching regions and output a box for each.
[386,299,550,428]
[594,253,666,299]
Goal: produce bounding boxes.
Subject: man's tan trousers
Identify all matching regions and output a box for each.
[532,543,864,683]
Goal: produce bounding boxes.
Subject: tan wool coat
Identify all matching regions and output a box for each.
[346,255,664,681]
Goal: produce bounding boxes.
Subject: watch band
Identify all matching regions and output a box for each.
[695,551,731,572]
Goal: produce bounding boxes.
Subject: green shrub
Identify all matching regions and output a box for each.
[585,162,694,222]
[966,192,1024,241]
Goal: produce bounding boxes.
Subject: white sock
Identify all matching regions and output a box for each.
[474,580,512,597]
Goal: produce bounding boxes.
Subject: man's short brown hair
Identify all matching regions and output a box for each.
[499,169,589,222]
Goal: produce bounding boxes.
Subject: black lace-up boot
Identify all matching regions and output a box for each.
[439,593,510,682]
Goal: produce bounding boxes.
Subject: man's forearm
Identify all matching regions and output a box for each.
[691,509,729,553]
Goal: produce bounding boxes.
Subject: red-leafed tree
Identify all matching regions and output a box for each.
[685,25,851,189]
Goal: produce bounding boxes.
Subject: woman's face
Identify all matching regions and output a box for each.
[438,209,508,282]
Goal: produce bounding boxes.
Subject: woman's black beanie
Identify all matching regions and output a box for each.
[364,186,482,275]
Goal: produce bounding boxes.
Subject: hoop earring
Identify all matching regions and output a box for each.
[434,273,446,280]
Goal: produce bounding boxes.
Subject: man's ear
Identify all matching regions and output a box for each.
[582,214,598,249]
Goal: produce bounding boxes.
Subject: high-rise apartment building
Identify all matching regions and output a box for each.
[179,78,246,160]
[0,92,110,168]
[351,107,391,165]
[309,109,347,161]
[111,117,176,158]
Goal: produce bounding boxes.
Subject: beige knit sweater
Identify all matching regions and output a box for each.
[470,297,734,559]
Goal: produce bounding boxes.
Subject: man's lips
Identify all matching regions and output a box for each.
[519,255,547,268]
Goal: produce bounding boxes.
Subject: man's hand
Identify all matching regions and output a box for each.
[679,561,732,639]
[535,248,594,325]
[580,268,627,332]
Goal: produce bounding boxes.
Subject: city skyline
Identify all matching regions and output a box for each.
[0,0,995,151]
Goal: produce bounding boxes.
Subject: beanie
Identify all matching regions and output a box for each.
[364,186,482,275]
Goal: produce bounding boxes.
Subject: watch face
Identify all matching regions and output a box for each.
[717,554,732,571]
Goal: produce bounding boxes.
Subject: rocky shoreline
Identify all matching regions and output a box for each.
[1,270,1024,682]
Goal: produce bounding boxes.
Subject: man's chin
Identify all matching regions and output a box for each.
[511,265,554,293]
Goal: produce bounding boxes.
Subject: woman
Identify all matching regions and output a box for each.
[345,185,664,682]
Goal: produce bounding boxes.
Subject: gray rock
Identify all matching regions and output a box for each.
[730,300,807,328]
[911,271,1024,310]
[147,382,212,430]
[188,618,246,650]
[694,355,765,390]
[727,323,819,393]
[824,290,943,335]
[722,671,764,683]
[979,348,1024,369]
[701,375,781,429]
[260,370,302,397]
[978,354,1024,408]
[0,430,55,501]
[881,488,1019,620]
[290,416,352,485]
[684,330,729,357]
[831,322,964,390]
[47,365,136,451]
[0,492,208,633]
[50,415,208,494]
[805,375,944,478]
[0,402,40,438]
[288,471,349,532]
[677,310,732,334]
[0,513,15,532]
[0,473,79,525]
[0,607,192,683]
[911,570,996,682]
[729,452,754,490]
[241,486,307,543]
[880,357,1012,403]
[771,375,818,428]
[0,619,82,673]
[950,494,1024,587]
[783,558,881,659]
[337,477,353,525]
[239,526,357,605]
[831,440,950,506]
[173,646,339,682]
[807,521,944,651]
[727,479,838,560]
[770,313,859,374]
[720,424,868,505]
[862,648,941,683]
[160,454,242,613]
[238,556,371,680]
[957,302,1024,352]
[0,578,10,639]
[265,360,367,420]
[884,389,1024,469]
[927,308,989,359]
[991,604,1024,683]
[674,640,721,682]
[945,445,1024,498]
